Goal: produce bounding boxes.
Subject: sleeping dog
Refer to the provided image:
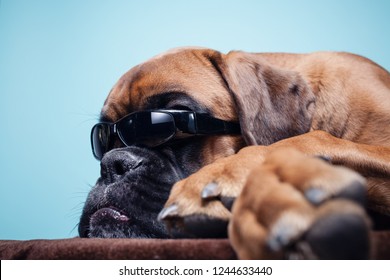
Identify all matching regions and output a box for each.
[79,47,390,259]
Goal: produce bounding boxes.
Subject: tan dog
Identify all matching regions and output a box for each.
[79,48,390,259]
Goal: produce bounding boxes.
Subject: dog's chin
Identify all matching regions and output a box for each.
[86,207,169,238]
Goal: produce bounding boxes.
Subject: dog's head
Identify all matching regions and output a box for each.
[78,47,315,238]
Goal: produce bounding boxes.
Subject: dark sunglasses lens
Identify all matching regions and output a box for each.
[91,124,110,160]
[118,112,176,147]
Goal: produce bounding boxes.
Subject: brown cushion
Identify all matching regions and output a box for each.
[1,231,389,259]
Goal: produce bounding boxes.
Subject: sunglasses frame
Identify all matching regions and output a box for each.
[91,109,241,160]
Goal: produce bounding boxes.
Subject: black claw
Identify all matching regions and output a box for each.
[220,196,236,211]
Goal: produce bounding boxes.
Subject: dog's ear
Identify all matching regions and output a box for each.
[208,51,316,146]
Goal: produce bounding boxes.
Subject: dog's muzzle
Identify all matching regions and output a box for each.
[78,146,182,238]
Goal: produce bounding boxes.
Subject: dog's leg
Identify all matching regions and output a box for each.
[229,148,371,259]
[271,130,390,217]
[159,130,389,257]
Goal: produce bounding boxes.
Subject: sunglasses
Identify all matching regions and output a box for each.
[91,110,241,160]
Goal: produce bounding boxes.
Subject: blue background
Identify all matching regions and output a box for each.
[1,0,389,240]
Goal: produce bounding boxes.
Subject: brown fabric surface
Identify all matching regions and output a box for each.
[0,238,236,260]
[371,231,390,259]
[1,232,390,260]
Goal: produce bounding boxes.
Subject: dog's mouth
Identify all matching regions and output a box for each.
[90,206,130,224]
[78,177,174,238]
[79,206,130,238]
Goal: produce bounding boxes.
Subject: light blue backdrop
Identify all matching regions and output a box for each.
[1,0,389,240]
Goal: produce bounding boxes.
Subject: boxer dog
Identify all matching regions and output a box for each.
[79,47,390,259]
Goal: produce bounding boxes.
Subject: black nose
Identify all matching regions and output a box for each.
[100,149,143,184]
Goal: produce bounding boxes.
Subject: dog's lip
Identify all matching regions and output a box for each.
[79,206,130,238]
[90,206,130,223]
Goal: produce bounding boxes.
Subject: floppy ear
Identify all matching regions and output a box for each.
[210,51,316,146]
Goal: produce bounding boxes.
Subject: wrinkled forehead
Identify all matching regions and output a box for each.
[101,48,235,122]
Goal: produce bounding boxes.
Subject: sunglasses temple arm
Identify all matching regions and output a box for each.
[195,114,241,135]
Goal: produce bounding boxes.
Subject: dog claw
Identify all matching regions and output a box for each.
[201,182,220,200]
[157,204,179,221]
[220,196,235,211]
[305,188,327,205]
[315,155,332,163]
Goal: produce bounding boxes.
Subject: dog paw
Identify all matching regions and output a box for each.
[158,146,267,238]
[229,148,371,259]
